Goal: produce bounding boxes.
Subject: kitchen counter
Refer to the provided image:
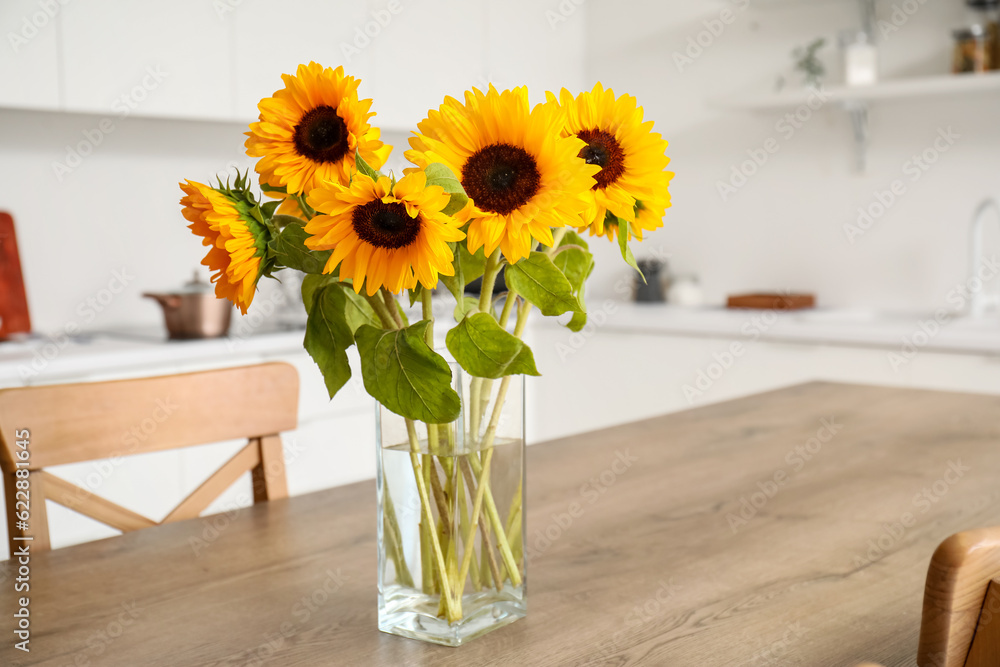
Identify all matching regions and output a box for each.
[0,326,307,388]
[545,301,1000,356]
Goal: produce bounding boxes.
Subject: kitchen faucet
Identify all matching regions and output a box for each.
[969,198,1000,318]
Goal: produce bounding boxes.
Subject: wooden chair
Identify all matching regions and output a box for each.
[918,527,1000,667]
[0,363,299,555]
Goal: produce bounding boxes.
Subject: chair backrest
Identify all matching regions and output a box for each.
[0,362,299,554]
[918,527,1000,667]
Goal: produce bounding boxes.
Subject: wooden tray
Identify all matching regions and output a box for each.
[726,293,815,310]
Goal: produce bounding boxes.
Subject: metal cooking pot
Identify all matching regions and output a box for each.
[143,272,232,339]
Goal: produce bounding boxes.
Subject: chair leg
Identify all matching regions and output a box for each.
[4,469,50,556]
[251,435,288,503]
[965,579,1000,667]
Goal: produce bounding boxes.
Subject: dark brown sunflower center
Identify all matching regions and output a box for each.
[578,128,625,189]
[461,143,541,216]
[293,106,349,164]
[352,200,420,250]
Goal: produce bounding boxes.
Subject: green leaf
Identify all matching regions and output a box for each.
[261,200,282,219]
[424,163,468,216]
[553,246,593,333]
[269,221,332,274]
[559,230,590,251]
[356,321,461,423]
[553,246,594,291]
[440,243,488,302]
[355,150,381,181]
[454,296,479,322]
[446,312,540,380]
[505,251,581,317]
[408,284,423,308]
[303,285,355,399]
[301,274,338,314]
[612,214,645,283]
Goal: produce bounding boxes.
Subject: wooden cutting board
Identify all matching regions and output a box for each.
[0,211,31,338]
[726,292,815,310]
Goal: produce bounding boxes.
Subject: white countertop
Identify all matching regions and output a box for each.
[2,301,997,389]
[0,326,306,387]
[554,302,1000,356]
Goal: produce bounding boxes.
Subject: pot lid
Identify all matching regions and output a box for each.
[176,271,215,295]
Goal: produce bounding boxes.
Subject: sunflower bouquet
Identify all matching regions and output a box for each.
[179,62,671,643]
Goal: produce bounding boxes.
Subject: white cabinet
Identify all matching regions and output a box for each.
[370,0,488,130]
[486,0,588,105]
[230,0,376,122]
[59,0,232,120]
[524,321,1000,444]
[0,0,61,109]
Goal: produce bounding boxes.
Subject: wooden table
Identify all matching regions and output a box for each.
[4,382,1000,666]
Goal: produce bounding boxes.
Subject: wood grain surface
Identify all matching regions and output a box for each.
[3,382,1000,667]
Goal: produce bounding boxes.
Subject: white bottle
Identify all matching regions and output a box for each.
[842,31,878,86]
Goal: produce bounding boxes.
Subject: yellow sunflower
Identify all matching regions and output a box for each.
[245,62,391,197]
[405,85,599,264]
[548,83,673,243]
[179,180,268,314]
[304,171,465,296]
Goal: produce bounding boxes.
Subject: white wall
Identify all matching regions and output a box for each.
[581,0,1000,312]
[0,0,587,333]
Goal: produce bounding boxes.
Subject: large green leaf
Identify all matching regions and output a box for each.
[356,321,461,423]
[301,274,337,314]
[504,251,581,317]
[424,162,468,216]
[269,221,331,274]
[446,312,540,379]
[303,284,356,399]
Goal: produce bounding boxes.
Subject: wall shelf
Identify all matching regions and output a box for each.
[713,71,1000,111]
[712,72,1000,170]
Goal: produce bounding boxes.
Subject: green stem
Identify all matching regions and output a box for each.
[478,248,503,315]
[382,485,415,589]
[405,419,460,620]
[498,289,517,329]
[383,289,404,328]
[365,292,397,329]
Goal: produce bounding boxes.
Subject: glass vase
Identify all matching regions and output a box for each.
[376,361,526,646]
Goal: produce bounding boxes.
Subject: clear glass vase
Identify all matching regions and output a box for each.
[376,361,526,646]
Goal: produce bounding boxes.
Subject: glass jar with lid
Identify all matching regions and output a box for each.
[953,24,992,73]
[966,0,1000,70]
